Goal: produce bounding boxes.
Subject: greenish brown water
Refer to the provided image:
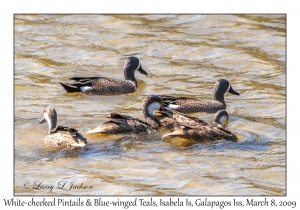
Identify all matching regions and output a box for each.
[14,14,286,195]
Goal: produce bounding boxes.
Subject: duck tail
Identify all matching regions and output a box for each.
[59,82,81,93]
[86,126,107,134]
[162,129,184,140]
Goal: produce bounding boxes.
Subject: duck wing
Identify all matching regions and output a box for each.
[160,95,189,106]
[159,109,209,127]
[47,126,87,147]
[51,126,78,133]
[163,123,237,142]
[68,76,106,82]
[87,113,149,134]
[59,76,115,93]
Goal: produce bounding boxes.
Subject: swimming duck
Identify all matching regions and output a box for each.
[162,110,237,142]
[39,106,87,147]
[161,79,240,113]
[154,108,210,131]
[86,95,164,134]
[59,56,148,95]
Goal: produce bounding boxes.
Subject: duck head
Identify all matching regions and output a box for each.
[142,95,164,129]
[123,57,148,85]
[39,106,57,135]
[213,79,240,103]
[214,109,229,127]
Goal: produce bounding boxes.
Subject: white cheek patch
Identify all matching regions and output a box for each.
[44,112,51,124]
[167,104,179,109]
[226,82,231,92]
[219,115,228,126]
[80,86,92,93]
[147,102,161,115]
[44,112,52,132]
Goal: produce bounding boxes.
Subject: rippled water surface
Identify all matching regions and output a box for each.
[14,14,286,195]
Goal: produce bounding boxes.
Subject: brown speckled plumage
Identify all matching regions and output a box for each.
[39,107,87,147]
[162,109,237,142]
[89,78,136,94]
[163,124,237,142]
[161,79,240,113]
[59,57,148,95]
[154,108,209,131]
[164,98,225,113]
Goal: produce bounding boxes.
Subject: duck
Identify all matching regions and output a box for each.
[162,110,237,142]
[154,108,210,131]
[39,106,87,147]
[86,95,164,134]
[161,79,240,113]
[59,56,148,95]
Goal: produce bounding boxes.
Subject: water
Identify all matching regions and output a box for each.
[14,14,286,195]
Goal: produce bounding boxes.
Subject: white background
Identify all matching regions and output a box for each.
[1,0,297,209]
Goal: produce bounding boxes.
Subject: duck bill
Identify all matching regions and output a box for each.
[39,117,46,124]
[137,64,148,76]
[228,85,240,95]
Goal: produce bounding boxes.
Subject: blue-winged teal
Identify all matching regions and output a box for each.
[59,56,148,95]
[162,109,237,142]
[39,106,87,147]
[161,79,240,113]
[86,95,164,134]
